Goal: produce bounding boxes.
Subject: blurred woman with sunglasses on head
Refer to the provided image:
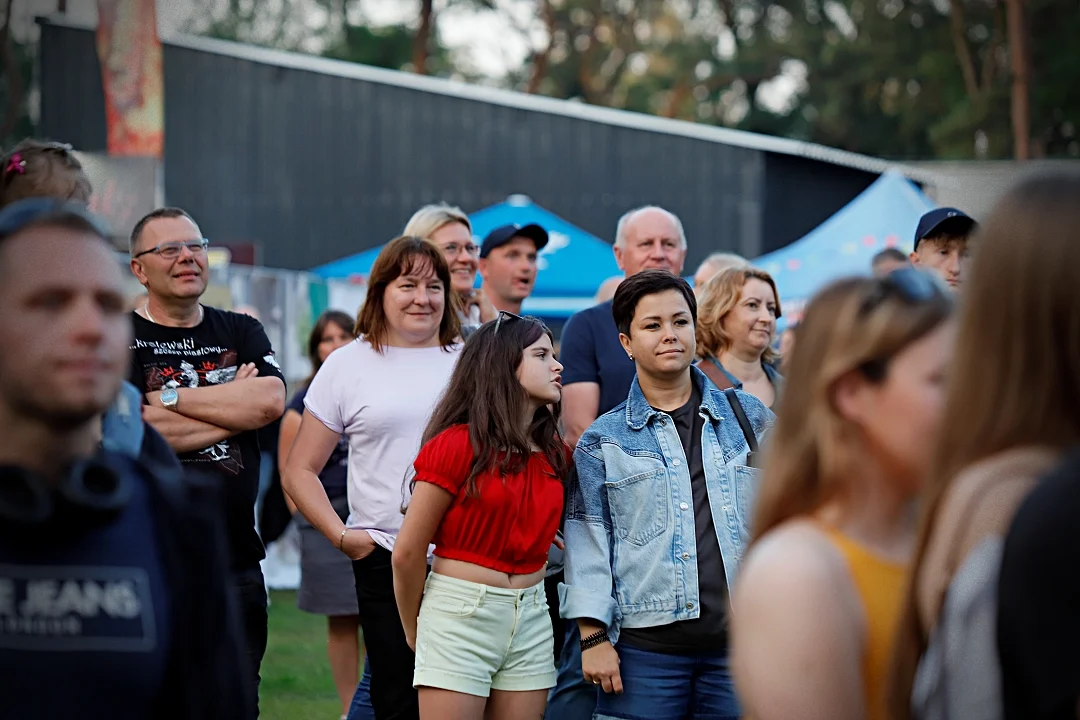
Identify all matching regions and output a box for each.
[392,311,569,720]
[730,268,954,720]
[889,175,1080,720]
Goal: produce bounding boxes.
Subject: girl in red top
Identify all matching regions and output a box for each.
[393,311,570,720]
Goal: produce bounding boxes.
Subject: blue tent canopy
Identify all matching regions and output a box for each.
[754,171,935,327]
[310,196,621,318]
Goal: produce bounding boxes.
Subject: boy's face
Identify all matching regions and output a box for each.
[910,235,970,290]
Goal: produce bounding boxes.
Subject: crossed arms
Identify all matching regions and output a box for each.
[142,362,286,453]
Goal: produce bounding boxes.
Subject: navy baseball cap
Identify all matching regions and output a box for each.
[914,208,976,249]
[0,197,110,241]
[480,223,549,259]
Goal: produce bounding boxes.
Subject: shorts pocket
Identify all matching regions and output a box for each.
[423,591,481,618]
[606,467,669,547]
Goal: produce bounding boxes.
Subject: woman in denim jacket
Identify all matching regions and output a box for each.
[559,270,773,720]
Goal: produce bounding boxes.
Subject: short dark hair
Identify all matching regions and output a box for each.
[612,269,697,337]
[130,207,198,255]
[872,248,908,265]
[355,235,461,353]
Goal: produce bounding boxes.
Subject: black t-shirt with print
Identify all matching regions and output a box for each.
[128,307,285,571]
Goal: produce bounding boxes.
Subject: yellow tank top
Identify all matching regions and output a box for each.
[820,525,907,720]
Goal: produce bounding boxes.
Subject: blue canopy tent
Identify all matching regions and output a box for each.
[753,171,935,329]
[310,195,621,319]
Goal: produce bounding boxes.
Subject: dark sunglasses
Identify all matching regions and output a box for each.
[859,267,945,315]
[493,310,523,334]
[857,267,948,381]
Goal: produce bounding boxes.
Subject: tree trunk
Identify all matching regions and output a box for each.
[1006,0,1030,159]
[948,0,979,100]
[527,0,555,94]
[413,0,433,75]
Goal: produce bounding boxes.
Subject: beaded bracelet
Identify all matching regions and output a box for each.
[580,629,609,652]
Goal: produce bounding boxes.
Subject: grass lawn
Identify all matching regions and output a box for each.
[261,589,355,720]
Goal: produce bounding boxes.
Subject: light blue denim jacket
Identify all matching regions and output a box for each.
[558,365,774,642]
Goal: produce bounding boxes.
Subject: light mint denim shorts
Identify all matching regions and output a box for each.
[413,572,557,697]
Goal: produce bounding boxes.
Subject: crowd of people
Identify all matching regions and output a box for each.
[0,135,1078,720]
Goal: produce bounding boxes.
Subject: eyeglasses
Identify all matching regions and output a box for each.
[494,310,523,334]
[133,238,210,260]
[442,242,480,257]
[859,267,945,315]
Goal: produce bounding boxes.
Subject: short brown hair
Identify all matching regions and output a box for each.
[0,139,92,209]
[355,236,461,353]
[697,266,782,364]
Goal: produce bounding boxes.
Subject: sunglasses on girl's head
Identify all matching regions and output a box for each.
[494,310,522,334]
[859,267,946,315]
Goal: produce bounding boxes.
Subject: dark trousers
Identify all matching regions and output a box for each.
[544,570,567,666]
[234,566,269,719]
[352,547,419,720]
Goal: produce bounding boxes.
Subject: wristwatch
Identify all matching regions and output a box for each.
[161,388,180,411]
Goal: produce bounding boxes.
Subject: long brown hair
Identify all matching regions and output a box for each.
[419,315,570,497]
[355,236,461,353]
[304,310,355,386]
[889,175,1080,718]
[752,275,952,544]
[696,266,782,365]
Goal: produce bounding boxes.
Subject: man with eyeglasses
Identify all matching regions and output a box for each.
[127,207,286,719]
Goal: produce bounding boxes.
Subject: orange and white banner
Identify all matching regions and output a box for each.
[96,0,164,157]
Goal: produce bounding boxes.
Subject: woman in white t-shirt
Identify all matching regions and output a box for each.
[284,235,463,720]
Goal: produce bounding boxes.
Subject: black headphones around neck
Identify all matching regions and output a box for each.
[0,459,133,538]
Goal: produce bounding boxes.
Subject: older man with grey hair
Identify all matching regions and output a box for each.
[545,205,687,720]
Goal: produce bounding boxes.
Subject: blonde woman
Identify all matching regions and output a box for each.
[730,268,954,720]
[404,203,496,328]
[695,267,783,407]
[888,175,1080,720]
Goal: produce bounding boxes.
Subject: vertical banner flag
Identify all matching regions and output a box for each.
[96,0,164,157]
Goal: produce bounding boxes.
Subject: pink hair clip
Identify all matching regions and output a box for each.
[5,153,26,176]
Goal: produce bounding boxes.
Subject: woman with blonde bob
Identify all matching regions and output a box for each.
[404,203,496,329]
[888,175,1080,720]
[730,268,954,720]
[695,266,783,407]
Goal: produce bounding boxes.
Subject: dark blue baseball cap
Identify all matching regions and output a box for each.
[914,207,976,249]
[480,223,548,259]
[0,197,110,241]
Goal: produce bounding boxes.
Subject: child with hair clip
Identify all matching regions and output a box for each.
[392,312,571,720]
[1,138,92,208]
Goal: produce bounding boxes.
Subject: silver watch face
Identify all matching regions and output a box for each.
[162,388,179,407]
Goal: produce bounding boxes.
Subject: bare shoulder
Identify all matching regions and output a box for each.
[740,521,847,591]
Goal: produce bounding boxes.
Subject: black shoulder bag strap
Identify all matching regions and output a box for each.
[723,388,759,467]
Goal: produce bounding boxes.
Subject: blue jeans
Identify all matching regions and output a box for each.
[345,658,374,720]
[593,643,740,720]
[545,623,598,720]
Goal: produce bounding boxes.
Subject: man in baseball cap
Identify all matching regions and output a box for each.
[910,207,977,290]
[478,223,549,314]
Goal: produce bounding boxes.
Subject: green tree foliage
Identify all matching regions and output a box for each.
[190,0,1079,160]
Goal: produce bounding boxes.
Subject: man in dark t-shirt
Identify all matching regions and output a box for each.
[0,199,249,719]
[127,207,286,718]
